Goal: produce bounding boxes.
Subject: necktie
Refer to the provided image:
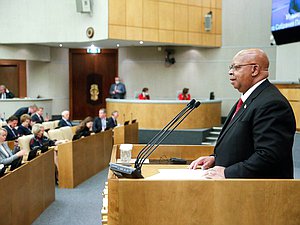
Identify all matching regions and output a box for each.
[232,98,243,119]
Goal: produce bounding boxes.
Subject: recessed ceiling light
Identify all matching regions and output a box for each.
[116,44,120,47]
[59,44,63,47]
[139,41,143,45]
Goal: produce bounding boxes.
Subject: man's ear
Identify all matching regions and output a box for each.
[252,65,259,77]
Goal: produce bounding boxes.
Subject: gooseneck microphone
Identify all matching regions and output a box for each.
[109,99,201,178]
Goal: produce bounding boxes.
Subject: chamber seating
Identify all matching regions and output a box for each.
[59,126,73,140]
[18,134,34,160]
[48,129,64,141]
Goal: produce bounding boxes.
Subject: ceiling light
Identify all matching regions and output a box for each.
[139,41,143,45]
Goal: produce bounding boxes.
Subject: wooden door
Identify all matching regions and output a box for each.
[69,49,118,120]
[0,60,27,97]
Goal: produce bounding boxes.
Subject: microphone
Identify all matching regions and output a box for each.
[135,99,196,168]
[109,99,200,178]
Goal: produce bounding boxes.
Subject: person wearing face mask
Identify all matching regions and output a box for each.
[138,87,150,100]
[109,77,126,99]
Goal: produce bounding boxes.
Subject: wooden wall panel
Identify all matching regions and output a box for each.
[143,28,159,42]
[109,25,126,39]
[126,27,143,40]
[159,2,174,30]
[109,0,126,25]
[188,6,202,32]
[174,4,188,31]
[108,0,222,47]
[126,0,143,27]
[143,0,159,28]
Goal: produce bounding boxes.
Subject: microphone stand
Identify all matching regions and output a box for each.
[109,100,200,178]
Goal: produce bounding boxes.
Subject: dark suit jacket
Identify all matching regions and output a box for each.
[92,117,108,133]
[109,83,126,99]
[214,80,296,178]
[31,114,44,124]
[0,91,14,99]
[3,125,18,141]
[17,125,32,136]
[58,119,72,127]
[14,107,30,124]
[107,117,117,129]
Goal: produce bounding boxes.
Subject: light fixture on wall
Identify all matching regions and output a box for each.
[204,11,213,32]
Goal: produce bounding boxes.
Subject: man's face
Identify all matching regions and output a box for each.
[9,120,18,128]
[38,108,43,116]
[228,55,256,94]
[64,112,70,120]
[30,107,38,114]
[115,77,120,84]
[0,86,4,93]
[99,110,106,119]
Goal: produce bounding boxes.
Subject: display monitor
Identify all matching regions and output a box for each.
[271,0,300,45]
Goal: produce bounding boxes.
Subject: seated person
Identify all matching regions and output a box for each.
[31,107,49,124]
[17,114,32,136]
[3,116,19,141]
[0,85,14,99]
[93,108,108,133]
[72,116,94,141]
[58,110,73,127]
[178,88,191,100]
[138,88,150,100]
[107,111,119,129]
[0,128,26,166]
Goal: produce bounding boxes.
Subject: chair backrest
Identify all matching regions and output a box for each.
[18,134,34,160]
[48,129,64,141]
[59,126,73,140]
[42,121,55,130]
[53,120,60,129]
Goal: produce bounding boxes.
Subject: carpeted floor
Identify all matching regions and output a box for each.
[32,168,109,225]
[32,133,300,225]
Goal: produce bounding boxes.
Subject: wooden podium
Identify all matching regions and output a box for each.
[107,145,300,225]
[113,122,139,145]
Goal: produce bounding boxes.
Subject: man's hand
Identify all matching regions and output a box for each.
[188,156,215,170]
[203,166,225,179]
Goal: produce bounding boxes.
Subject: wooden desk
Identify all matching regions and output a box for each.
[0,150,55,225]
[57,130,113,188]
[113,123,139,145]
[106,99,221,129]
[107,145,300,225]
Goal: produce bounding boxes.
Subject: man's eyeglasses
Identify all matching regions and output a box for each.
[229,63,257,71]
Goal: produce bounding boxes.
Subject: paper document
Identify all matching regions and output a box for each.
[146,169,206,180]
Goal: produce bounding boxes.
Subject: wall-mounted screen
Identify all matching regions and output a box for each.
[271,0,300,45]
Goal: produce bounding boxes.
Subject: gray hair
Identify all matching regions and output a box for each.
[61,110,69,117]
[0,128,7,136]
[32,124,44,135]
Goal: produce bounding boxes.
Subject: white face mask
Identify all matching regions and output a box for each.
[115,81,120,84]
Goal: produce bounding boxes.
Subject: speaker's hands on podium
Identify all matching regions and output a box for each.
[202,166,225,179]
[188,156,215,170]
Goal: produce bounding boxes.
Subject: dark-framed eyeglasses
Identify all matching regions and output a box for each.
[229,63,257,71]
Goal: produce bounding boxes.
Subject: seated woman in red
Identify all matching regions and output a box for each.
[138,87,150,100]
[178,88,191,100]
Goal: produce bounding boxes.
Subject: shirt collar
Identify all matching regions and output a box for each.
[241,78,266,102]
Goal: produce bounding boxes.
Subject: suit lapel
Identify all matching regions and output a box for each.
[215,80,271,148]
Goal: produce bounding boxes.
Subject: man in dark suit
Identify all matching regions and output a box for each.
[3,116,19,141]
[109,77,126,99]
[107,110,119,129]
[93,108,108,133]
[189,49,296,179]
[58,110,72,127]
[0,85,14,99]
[32,107,48,124]
[14,105,38,124]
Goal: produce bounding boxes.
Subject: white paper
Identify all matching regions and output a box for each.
[146,169,206,180]
[116,158,149,164]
